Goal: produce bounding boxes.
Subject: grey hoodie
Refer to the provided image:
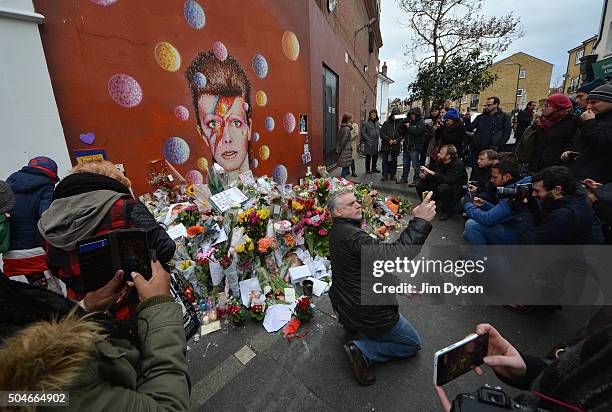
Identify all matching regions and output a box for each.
[38,190,126,251]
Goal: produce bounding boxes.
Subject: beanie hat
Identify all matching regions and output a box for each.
[587,83,612,103]
[0,180,16,214]
[546,94,573,110]
[443,108,460,120]
[431,103,441,111]
[577,78,605,94]
[28,156,59,181]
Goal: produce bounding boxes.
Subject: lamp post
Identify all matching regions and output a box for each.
[505,62,522,115]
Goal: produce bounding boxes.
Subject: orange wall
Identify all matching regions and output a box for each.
[34,0,312,194]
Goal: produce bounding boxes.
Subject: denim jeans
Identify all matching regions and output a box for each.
[463,219,518,245]
[381,151,398,176]
[401,149,421,181]
[353,314,422,365]
[340,166,351,178]
[365,154,378,172]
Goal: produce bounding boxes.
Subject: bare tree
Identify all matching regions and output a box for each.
[399,0,522,67]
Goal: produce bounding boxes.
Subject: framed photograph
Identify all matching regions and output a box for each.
[299,113,308,134]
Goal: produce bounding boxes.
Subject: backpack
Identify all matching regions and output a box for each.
[0,214,10,253]
[516,125,538,164]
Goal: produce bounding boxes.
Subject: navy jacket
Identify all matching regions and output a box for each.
[6,167,56,250]
[469,110,512,150]
[519,193,594,245]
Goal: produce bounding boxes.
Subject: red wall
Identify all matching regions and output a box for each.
[34,0,312,194]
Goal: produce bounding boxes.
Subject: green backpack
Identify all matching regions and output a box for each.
[0,214,10,253]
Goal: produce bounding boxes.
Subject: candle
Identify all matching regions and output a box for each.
[209,309,218,322]
[201,313,210,325]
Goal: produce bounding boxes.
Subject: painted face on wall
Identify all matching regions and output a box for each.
[197,94,250,172]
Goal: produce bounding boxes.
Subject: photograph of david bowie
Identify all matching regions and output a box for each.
[372,282,484,296]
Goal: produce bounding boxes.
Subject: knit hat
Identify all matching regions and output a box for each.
[577,78,605,94]
[546,94,573,110]
[587,83,612,103]
[431,103,441,111]
[0,180,16,214]
[443,108,460,120]
[27,156,58,181]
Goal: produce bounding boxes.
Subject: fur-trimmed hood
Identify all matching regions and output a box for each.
[0,313,103,391]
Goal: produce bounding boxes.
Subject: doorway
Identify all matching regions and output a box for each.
[322,65,339,166]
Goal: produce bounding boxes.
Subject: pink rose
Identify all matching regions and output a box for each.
[306,211,312,218]
[318,228,328,236]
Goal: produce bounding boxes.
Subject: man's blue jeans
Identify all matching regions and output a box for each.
[401,149,421,181]
[340,166,350,178]
[381,151,398,176]
[463,219,518,245]
[353,314,422,365]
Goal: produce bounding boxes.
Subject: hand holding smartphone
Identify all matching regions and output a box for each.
[433,333,489,386]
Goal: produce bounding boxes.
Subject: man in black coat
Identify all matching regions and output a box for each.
[328,190,435,385]
[563,83,612,184]
[467,96,512,161]
[515,101,536,148]
[380,107,403,181]
[416,145,468,220]
[519,166,594,245]
[398,107,425,185]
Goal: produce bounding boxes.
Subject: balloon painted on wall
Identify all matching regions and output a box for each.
[197,157,209,171]
[163,136,190,165]
[283,112,296,133]
[175,105,189,121]
[251,158,259,169]
[212,41,228,61]
[90,0,118,6]
[252,54,268,79]
[252,132,260,143]
[194,72,207,88]
[185,170,204,184]
[265,116,275,131]
[255,90,267,107]
[282,31,300,61]
[108,74,143,108]
[259,145,270,160]
[272,164,288,185]
[155,42,181,72]
[183,0,205,29]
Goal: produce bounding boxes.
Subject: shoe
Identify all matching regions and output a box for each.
[438,213,451,221]
[396,179,407,184]
[372,168,381,173]
[381,174,388,181]
[343,343,376,386]
[365,170,372,174]
[390,175,396,181]
[408,182,416,187]
[351,172,358,177]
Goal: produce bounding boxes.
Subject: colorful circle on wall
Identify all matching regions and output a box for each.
[185,170,204,184]
[197,157,209,171]
[154,42,181,72]
[282,31,300,61]
[90,0,118,6]
[251,158,259,169]
[183,0,205,29]
[194,72,207,89]
[255,90,267,107]
[108,74,143,108]
[174,105,189,121]
[252,54,269,79]
[213,41,228,61]
[283,113,296,133]
[259,145,270,160]
[265,116,275,132]
[252,132,260,143]
[272,164,288,185]
[163,136,190,165]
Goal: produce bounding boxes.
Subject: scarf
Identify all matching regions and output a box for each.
[539,109,570,132]
[53,172,131,200]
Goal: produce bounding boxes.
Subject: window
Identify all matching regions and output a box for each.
[516,89,524,97]
[575,49,584,65]
[568,76,580,93]
[519,69,526,78]
[462,95,468,104]
[470,94,480,109]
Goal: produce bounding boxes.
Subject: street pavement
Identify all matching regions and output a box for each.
[187,157,600,411]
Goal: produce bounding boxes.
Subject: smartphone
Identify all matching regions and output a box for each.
[421,191,432,201]
[424,118,433,125]
[567,151,581,160]
[433,333,489,386]
[115,229,152,280]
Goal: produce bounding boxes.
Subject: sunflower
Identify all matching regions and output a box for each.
[186,184,196,197]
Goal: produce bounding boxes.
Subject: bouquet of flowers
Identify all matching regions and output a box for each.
[295,296,314,323]
[236,207,271,242]
[313,178,331,206]
[294,207,331,258]
[178,205,201,228]
[228,298,248,325]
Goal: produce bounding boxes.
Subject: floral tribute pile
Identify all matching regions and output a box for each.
[142,165,413,339]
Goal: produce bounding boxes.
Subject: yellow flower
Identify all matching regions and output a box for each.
[244,236,251,243]
[186,185,196,197]
[257,208,270,220]
[180,260,192,270]
[248,242,254,251]
[292,201,304,211]
[236,244,245,254]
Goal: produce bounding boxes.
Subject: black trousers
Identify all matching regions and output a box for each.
[365,154,378,172]
[416,180,466,214]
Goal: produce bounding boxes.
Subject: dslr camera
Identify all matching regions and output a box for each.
[452,385,542,411]
[497,183,532,201]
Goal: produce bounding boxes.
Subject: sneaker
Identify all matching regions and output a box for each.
[408,182,416,187]
[381,174,388,181]
[351,172,358,177]
[372,168,381,173]
[344,343,376,386]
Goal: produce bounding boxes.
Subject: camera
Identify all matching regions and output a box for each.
[452,385,539,411]
[497,183,532,201]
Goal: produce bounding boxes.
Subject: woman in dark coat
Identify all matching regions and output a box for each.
[529,94,580,173]
[336,113,354,179]
[361,109,381,173]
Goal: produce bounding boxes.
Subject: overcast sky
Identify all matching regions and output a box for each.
[379,0,604,100]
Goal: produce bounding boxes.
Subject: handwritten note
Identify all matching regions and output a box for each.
[209,187,248,213]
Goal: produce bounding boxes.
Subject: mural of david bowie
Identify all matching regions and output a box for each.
[186,51,254,180]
